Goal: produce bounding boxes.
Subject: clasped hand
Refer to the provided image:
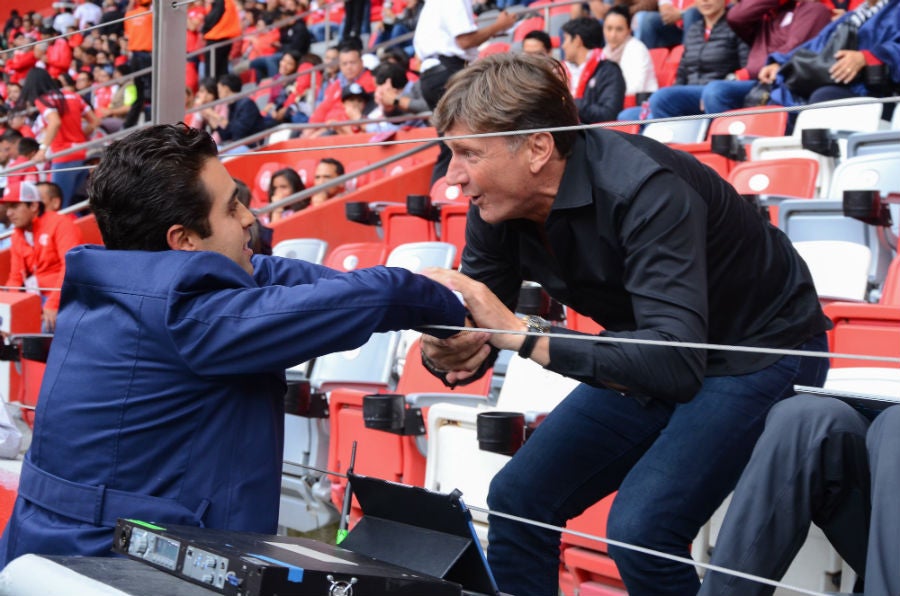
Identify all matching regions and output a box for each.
[420,268,522,383]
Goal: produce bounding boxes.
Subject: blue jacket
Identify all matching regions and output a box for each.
[770,0,900,106]
[0,246,465,564]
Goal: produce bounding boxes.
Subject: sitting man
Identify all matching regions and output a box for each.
[3,180,83,332]
[0,123,467,565]
[302,37,375,139]
[310,157,346,207]
[699,394,900,595]
[210,73,268,151]
[561,18,626,124]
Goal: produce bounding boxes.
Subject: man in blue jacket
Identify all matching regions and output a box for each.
[0,123,468,565]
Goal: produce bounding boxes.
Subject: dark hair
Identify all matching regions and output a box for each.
[198,76,219,97]
[337,37,363,54]
[58,72,76,88]
[523,30,553,52]
[283,49,303,69]
[1,128,23,144]
[37,180,63,200]
[89,123,219,251]
[234,177,251,207]
[605,5,631,28]
[561,17,604,50]
[380,46,410,71]
[19,67,66,114]
[267,167,304,202]
[114,62,131,76]
[373,62,407,90]
[17,136,38,156]
[217,72,242,93]
[319,157,345,176]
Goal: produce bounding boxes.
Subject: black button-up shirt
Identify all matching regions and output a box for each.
[462,130,830,403]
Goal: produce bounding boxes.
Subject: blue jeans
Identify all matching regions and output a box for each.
[485,334,829,596]
[250,52,283,82]
[633,7,700,49]
[51,159,88,209]
[649,84,703,118]
[702,80,758,114]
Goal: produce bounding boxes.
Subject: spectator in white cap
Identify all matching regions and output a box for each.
[3,180,83,332]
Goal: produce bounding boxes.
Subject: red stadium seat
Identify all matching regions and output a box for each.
[727,158,819,225]
[566,309,604,334]
[328,338,493,524]
[479,42,511,59]
[439,203,469,267]
[648,47,669,86]
[513,16,546,42]
[324,242,387,271]
[707,106,788,138]
[343,159,371,192]
[880,256,900,306]
[824,303,900,368]
[657,45,683,88]
[381,204,438,250]
[292,158,318,187]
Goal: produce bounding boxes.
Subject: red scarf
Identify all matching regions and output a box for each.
[575,49,603,99]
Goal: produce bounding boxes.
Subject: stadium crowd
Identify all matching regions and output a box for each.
[0,0,897,208]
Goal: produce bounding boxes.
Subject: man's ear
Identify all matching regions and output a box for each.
[166,224,200,251]
[527,131,555,174]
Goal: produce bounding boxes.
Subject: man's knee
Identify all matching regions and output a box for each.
[606,494,659,549]
[766,395,852,431]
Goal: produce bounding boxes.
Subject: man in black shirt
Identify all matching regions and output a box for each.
[420,53,831,596]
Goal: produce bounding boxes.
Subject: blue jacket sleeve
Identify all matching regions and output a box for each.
[166,253,466,376]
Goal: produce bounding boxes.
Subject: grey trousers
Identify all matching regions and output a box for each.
[697,395,900,596]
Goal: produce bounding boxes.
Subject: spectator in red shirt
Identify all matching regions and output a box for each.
[302,37,374,138]
[20,67,100,209]
[3,180,83,332]
[3,33,37,85]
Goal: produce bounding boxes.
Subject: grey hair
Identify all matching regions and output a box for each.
[432,53,578,158]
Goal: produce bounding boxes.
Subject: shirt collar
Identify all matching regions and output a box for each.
[553,132,594,211]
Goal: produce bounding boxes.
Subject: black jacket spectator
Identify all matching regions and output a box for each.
[280,17,312,56]
[676,15,750,86]
[218,97,267,143]
[575,60,627,124]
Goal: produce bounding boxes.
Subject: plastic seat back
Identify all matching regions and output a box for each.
[727,158,819,225]
[478,42,511,59]
[824,303,900,368]
[382,205,439,250]
[793,240,871,302]
[513,16,545,42]
[728,158,818,198]
[385,241,456,272]
[292,158,318,187]
[648,47,669,85]
[846,130,900,158]
[272,238,329,264]
[323,242,387,271]
[643,119,708,144]
[827,152,900,285]
[707,106,787,138]
[879,256,900,306]
[657,44,683,88]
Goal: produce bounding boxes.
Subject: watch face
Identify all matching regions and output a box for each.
[525,315,550,333]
